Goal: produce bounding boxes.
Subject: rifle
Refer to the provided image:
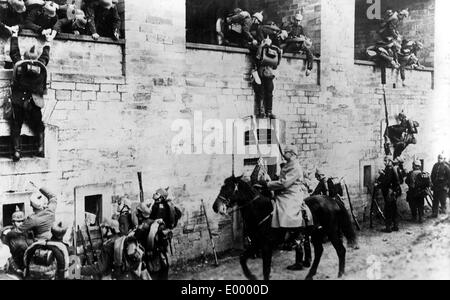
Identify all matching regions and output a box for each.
[138,172,144,203]
[370,185,386,229]
[84,219,98,263]
[382,84,392,156]
[201,199,219,267]
[342,180,361,231]
[77,226,92,265]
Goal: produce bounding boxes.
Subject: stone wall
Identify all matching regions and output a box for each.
[0,0,449,266]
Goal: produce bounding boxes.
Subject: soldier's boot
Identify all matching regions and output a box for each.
[12,135,21,162]
[37,131,45,157]
[287,243,304,271]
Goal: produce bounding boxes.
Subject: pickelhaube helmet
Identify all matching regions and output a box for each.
[8,0,26,14]
[51,222,68,240]
[295,13,303,21]
[12,206,25,222]
[99,0,113,9]
[43,1,57,17]
[24,45,39,60]
[252,12,263,23]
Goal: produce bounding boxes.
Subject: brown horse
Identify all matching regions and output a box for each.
[213,175,358,280]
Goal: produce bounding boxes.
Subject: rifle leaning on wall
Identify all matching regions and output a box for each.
[77,226,93,265]
[201,199,219,267]
[342,179,361,231]
[369,185,386,229]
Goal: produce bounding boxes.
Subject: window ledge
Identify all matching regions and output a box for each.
[354,59,434,73]
[19,29,125,45]
[186,42,320,61]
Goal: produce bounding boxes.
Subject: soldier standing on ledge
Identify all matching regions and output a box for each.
[8,26,50,161]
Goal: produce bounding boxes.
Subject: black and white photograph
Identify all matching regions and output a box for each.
[0,0,449,284]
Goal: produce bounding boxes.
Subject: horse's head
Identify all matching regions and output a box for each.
[213,175,243,215]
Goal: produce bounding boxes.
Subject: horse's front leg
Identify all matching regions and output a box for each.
[240,244,258,281]
[305,233,323,280]
[261,244,272,281]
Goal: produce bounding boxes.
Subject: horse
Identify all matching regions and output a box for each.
[213,175,358,280]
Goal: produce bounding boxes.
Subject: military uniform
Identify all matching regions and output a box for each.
[19,188,57,240]
[80,234,119,279]
[92,3,120,39]
[281,22,314,71]
[0,2,25,38]
[379,164,402,232]
[23,3,58,33]
[431,161,450,216]
[9,36,50,161]
[406,169,424,222]
[226,10,254,47]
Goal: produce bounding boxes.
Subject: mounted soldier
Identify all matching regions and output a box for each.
[134,188,181,280]
[311,169,329,197]
[2,207,31,277]
[80,217,150,280]
[19,185,58,241]
[23,222,70,280]
[261,145,312,271]
[8,27,50,161]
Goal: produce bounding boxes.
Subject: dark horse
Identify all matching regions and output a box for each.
[213,175,358,280]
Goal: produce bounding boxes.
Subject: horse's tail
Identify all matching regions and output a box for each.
[335,198,358,247]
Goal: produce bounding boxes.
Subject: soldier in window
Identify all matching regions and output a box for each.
[281,13,314,76]
[87,0,120,40]
[23,0,59,41]
[0,0,26,38]
[53,7,88,35]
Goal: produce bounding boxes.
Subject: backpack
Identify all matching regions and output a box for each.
[24,241,69,280]
[260,45,280,69]
[416,172,431,190]
[327,178,344,198]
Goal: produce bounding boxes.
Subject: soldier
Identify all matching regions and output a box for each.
[23,0,58,41]
[281,13,314,76]
[53,6,89,35]
[252,35,282,119]
[406,160,424,223]
[378,156,402,233]
[19,185,58,240]
[2,207,31,277]
[378,9,409,42]
[431,154,450,218]
[81,217,150,280]
[385,112,419,160]
[226,9,262,48]
[91,0,120,40]
[311,168,329,197]
[0,0,26,38]
[262,145,312,271]
[23,222,70,280]
[8,28,50,161]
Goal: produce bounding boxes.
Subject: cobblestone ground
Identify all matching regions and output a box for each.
[171,215,450,280]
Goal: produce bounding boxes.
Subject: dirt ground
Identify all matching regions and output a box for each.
[1,215,449,281]
[171,215,450,280]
